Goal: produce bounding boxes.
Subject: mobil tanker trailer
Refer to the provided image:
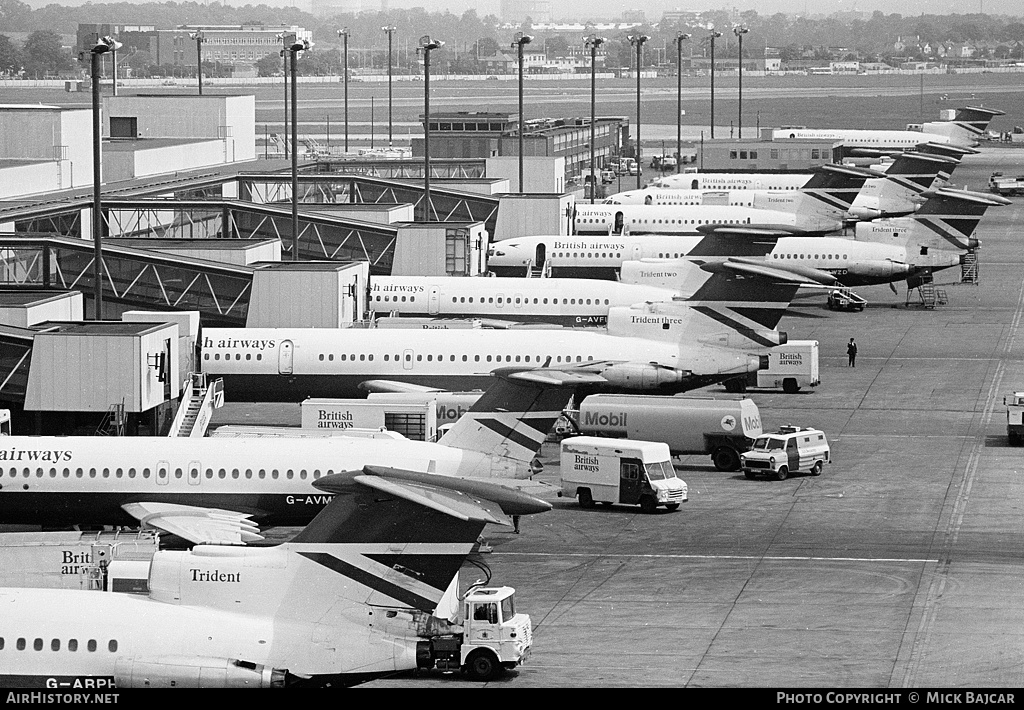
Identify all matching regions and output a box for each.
[571,394,763,472]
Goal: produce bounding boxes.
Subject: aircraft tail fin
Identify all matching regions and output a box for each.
[953,106,1005,133]
[797,164,882,211]
[911,188,1010,250]
[285,471,514,614]
[884,151,959,192]
[684,263,803,331]
[437,368,605,471]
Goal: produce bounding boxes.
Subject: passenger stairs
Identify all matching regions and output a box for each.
[961,252,980,284]
[826,288,867,311]
[908,282,947,309]
[96,401,126,436]
[167,373,223,437]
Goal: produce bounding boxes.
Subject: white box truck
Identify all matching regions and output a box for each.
[558,436,688,513]
[725,340,819,394]
[366,391,484,429]
[572,394,763,472]
[1005,392,1024,445]
[300,398,437,441]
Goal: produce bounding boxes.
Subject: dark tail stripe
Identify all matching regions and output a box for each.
[475,417,546,450]
[692,305,783,345]
[918,219,973,248]
[298,551,447,612]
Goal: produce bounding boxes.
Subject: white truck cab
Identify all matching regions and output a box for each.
[558,436,688,512]
[740,425,831,481]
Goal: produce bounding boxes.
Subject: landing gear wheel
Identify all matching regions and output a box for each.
[776,465,789,481]
[464,650,500,682]
[578,489,595,509]
[712,447,741,472]
[810,461,823,476]
[640,496,657,514]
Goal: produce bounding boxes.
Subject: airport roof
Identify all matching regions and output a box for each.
[107,238,277,251]
[0,291,79,307]
[36,321,172,336]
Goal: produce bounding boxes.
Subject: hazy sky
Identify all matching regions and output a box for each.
[17,0,1019,18]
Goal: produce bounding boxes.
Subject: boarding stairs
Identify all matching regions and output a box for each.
[961,252,980,284]
[96,401,126,436]
[167,373,223,437]
[826,288,867,311]
[908,282,947,309]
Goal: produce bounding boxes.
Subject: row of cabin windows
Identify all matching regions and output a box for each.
[374,295,417,303]
[652,200,755,207]
[578,218,753,225]
[551,252,622,259]
[0,638,117,653]
[205,353,264,361]
[772,253,848,260]
[318,353,595,364]
[2,467,333,480]
[372,295,613,306]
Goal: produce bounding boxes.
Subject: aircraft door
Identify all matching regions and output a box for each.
[278,339,294,375]
[188,460,201,487]
[403,349,414,370]
[535,243,546,268]
[157,461,169,486]
[614,212,624,235]
[428,286,440,315]
[619,458,644,505]
[786,439,799,472]
[691,179,699,190]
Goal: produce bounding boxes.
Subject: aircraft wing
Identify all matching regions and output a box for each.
[358,380,446,394]
[121,502,264,546]
[354,475,512,526]
[695,224,805,237]
[357,465,553,517]
[721,257,839,285]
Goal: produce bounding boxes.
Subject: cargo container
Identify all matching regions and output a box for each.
[300,398,437,441]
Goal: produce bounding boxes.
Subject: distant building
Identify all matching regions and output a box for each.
[412,111,629,183]
[695,137,841,171]
[154,25,312,70]
[310,0,365,16]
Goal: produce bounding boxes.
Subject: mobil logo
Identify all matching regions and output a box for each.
[583,410,627,429]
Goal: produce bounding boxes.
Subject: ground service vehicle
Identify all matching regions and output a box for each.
[725,340,820,394]
[573,394,762,471]
[989,172,1024,196]
[1005,392,1024,445]
[741,425,831,480]
[558,436,688,512]
[422,584,533,681]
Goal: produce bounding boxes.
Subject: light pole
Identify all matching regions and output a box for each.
[277,33,288,159]
[708,28,722,139]
[512,32,533,193]
[189,30,205,95]
[285,36,314,261]
[337,28,350,152]
[418,36,444,222]
[734,26,749,139]
[627,34,649,190]
[83,35,121,320]
[382,26,396,146]
[675,32,690,173]
[585,35,605,204]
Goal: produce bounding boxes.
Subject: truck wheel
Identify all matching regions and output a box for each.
[810,461,823,476]
[775,466,789,481]
[578,489,595,509]
[712,447,741,472]
[724,378,746,393]
[464,649,501,682]
[664,503,680,511]
[782,378,800,394]
[639,496,658,514]
[744,470,756,480]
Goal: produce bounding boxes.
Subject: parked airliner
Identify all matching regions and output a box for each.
[0,369,588,542]
[200,282,801,402]
[0,471,519,687]
[371,273,681,326]
[611,153,958,221]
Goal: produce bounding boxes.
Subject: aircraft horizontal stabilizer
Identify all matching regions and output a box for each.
[696,223,806,237]
[725,257,839,286]
[121,502,264,546]
[358,380,445,394]
[496,367,608,388]
[920,187,1012,206]
[358,464,552,516]
[848,147,902,157]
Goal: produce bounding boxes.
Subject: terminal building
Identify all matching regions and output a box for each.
[412,111,629,191]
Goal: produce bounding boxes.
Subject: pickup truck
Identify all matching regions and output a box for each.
[989,172,1024,196]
